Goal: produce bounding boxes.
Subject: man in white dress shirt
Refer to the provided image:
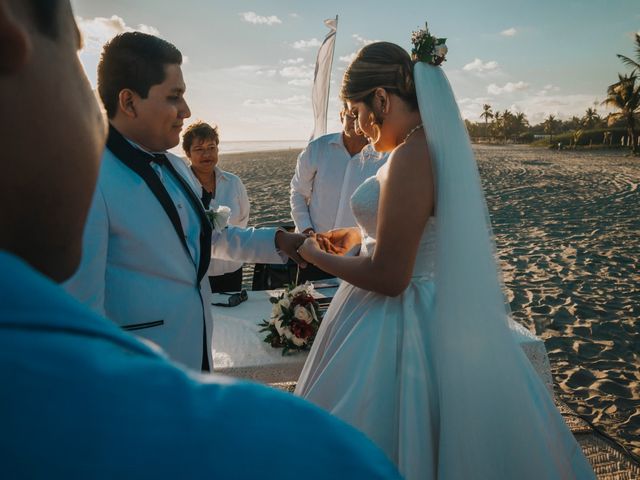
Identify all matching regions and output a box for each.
[290,104,387,280]
[0,3,401,476]
[64,32,306,372]
[290,105,388,236]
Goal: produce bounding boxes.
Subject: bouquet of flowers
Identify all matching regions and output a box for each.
[259,282,323,355]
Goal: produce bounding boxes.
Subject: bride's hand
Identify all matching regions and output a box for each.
[316,228,361,255]
[297,236,323,263]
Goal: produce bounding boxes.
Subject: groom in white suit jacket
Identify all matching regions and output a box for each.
[65,32,306,371]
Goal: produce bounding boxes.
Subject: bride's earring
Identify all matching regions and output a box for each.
[368,112,382,144]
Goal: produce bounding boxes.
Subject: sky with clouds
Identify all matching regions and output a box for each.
[71,0,639,142]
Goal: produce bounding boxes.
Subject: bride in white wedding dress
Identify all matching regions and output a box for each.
[295,35,595,480]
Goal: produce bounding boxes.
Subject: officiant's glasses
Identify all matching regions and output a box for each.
[212,289,248,307]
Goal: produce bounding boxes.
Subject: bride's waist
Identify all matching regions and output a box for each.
[360,239,436,279]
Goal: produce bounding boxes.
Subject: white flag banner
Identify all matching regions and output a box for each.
[310,16,338,141]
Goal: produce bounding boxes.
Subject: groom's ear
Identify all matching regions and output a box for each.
[118,89,138,118]
[0,1,32,74]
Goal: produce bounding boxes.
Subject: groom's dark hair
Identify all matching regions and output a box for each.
[98,32,182,118]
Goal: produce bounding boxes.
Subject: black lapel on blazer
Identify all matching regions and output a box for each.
[159,159,213,284]
[105,125,192,264]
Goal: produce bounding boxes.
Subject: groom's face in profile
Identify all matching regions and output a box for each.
[0,0,106,281]
[131,63,191,152]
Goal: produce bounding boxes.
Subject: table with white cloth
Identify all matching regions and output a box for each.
[211,285,555,396]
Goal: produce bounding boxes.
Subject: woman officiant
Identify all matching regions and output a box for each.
[183,121,250,292]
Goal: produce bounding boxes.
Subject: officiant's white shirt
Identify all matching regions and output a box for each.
[290,133,387,234]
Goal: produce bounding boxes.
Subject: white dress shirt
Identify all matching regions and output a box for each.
[290,132,388,234]
[186,166,250,276]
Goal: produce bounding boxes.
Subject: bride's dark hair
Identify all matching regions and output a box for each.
[340,42,418,112]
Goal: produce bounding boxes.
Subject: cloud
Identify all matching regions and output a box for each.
[488,81,530,95]
[77,15,159,53]
[287,78,313,87]
[289,13,300,19]
[240,11,282,25]
[243,95,308,107]
[501,27,517,37]
[281,57,305,65]
[508,93,605,124]
[256,69,276,77]
[463,58,500,73]
[458,97,494,120]
[352,34,377,46]
[537,84,561,96]
[339,52,357,63]
[279,64,313,78]
[279,64,314,86]
[292,38,322,49]
[76,15,161,86]
[458,92,607,125]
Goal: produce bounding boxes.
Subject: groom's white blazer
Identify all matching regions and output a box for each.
[65,127,284,371]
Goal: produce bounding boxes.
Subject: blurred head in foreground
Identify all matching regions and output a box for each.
[0,0,106,281]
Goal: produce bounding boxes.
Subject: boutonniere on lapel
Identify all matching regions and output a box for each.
[205,205,231,233]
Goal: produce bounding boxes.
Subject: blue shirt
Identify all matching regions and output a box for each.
[0,251,400,479]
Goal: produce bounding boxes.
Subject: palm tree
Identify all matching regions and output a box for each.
[500,109,516,142]
[582,107,601,129]
[513,112,529,139]
[543,114,559,144]
[603,72,640,154]
[490,111,502,142]
[617,33,640,74]
[480,104,494,138]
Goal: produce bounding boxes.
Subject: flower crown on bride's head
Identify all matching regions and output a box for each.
[411,22,447,65]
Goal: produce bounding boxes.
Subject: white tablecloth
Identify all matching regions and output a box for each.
[211,287,554,396]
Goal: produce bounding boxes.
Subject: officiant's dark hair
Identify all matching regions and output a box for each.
[98,32,182,118]
[341,42,418,112]
[182,121,220,154]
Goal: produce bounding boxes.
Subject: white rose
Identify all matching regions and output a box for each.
[282,327,293,340]
[434,44,448,58]
[274,317,284,336]
[291,336,306,347]
[212,205,231,232]
[274,320,294,340]
[278,297,290,310]
[290,282,314,297]
[294,305,313,324]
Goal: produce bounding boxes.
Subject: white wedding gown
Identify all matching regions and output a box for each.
[295,171,594,479]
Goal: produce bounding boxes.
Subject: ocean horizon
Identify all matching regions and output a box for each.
[169,140,309,157]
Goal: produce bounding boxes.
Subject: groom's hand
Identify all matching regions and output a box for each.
[316,228,361,255]
[275,231,308,268]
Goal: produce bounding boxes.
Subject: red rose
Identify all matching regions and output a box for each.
[290,319,315,339]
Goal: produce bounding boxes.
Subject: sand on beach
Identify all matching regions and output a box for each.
[218,145,640,457]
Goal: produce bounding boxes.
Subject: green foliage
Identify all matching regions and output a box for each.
[530,127,627,147]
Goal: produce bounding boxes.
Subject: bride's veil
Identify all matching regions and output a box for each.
[414,62,593,479]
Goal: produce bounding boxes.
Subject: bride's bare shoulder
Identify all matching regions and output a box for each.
[385,133,432,180]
